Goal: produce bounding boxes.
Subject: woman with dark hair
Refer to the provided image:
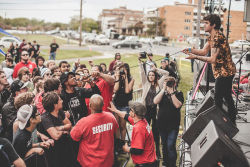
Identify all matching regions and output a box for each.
[113,63,134,143]
[100,63,109,74]
[139,56,169,159]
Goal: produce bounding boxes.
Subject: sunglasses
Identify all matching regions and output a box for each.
[22,54,29,56]
[45,73,52,76]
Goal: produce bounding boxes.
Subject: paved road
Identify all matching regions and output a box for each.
[42,40,189,63]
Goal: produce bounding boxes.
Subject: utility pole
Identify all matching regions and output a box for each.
[155,8,158,37]
[196,0,202,49]
[226,0,232,42]
[79,0,83,46]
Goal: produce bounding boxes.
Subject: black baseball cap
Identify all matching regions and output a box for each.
[60,72,75,86]
[10,80,29,94]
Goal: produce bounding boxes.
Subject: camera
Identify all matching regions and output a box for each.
[119,69,125,76]
[167,80,175,87]
[139,51,147,59]
[80,73,90,80]
[166,77,175,88]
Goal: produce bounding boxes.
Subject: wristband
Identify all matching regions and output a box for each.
[188,48,192,53]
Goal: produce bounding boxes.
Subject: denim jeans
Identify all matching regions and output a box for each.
[159,129,179,167]
[49,52,56,60]
[214,75,236,124]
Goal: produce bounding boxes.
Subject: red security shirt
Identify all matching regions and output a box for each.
[85,78,114,113]
[13,61,37,78]
[70,112,118,167]
[128,116,156,164]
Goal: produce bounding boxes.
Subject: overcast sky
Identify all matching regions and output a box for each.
[0,0,245,23]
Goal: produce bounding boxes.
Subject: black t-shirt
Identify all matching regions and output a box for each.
[61,86,100,125]
[157,91,184,131]
[28,47,35,57]
[12,129,32,159]
[38,110,75,167]
[9,47,18,57]
[0,137,19,166]
[39,110,65,139]
[50,43,59,53]
[33,44,40,57]
[113,77,133,107]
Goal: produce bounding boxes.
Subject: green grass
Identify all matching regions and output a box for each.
[40,49,102,60]
[11,34,71,46]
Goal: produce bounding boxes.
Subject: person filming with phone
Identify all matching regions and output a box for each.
[153,77,184,167]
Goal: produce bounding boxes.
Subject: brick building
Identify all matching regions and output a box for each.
[98,6,144,35]
[158,0,248,43]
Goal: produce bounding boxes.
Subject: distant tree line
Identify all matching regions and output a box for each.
[0,16,100,33]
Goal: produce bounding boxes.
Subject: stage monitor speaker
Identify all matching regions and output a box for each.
[192,88,228,116]
[191,120,249,167]
[244,0,250,22]
[182,105,238,146]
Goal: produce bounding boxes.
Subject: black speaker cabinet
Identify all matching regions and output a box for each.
[182,105,238,146]
[193,88,228,116]
[191,120,249,167]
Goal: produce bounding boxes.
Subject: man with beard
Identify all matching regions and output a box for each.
[60,72,100,125]
[12,50,37,79]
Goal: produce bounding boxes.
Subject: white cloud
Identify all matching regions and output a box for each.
[0,0,245,23]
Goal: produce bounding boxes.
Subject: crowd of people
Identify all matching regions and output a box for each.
[0,37,181,167]
[0,13,240,167]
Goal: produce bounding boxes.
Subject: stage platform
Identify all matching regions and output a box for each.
[179,91,250,167]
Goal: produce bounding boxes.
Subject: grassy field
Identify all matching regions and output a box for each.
[0,48,102,61]
[40,49,102,60]
[0,34,73,46]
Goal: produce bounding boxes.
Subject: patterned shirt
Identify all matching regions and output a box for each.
[208,31,236,79]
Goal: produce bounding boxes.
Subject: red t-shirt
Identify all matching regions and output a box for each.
[128,116,156,164]
[70,112,119,167]
[85,78,114,114]
[13,61,37,78]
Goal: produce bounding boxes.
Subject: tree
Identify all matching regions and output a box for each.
[69,16,100,33]
[146,17,164,37]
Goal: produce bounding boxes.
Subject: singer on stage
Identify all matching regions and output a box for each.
[182,14,237,124]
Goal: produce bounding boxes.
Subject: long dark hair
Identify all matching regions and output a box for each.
[124,63,131,79]
[147,70,159,87]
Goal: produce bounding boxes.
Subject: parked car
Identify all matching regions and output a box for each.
[112,40,142,49]
[152,36,169,46]
[230,40,250,50]
[94,35,110,45]
[84,34,97,43]
[118,35,126,40]
[0,36,21,48]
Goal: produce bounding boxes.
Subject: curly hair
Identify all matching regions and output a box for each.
[204,14,221,30]
[14,92,35,109]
